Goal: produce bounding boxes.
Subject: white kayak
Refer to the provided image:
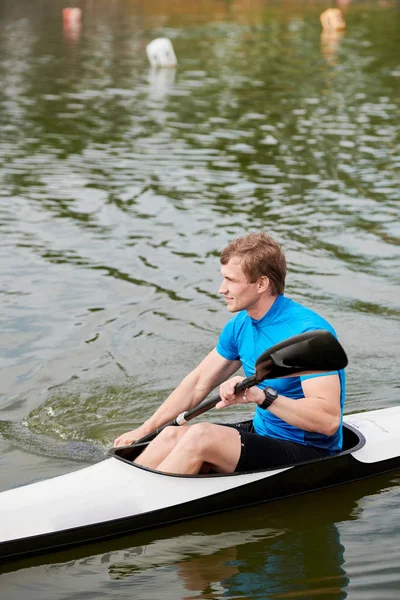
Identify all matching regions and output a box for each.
[1,405,400,562]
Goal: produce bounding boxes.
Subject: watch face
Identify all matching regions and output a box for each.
[265,386,278,398]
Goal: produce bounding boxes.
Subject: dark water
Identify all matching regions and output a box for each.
[0,0,399,596]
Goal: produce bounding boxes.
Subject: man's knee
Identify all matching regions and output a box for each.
[181,423,214,454]
[157,425,185,443]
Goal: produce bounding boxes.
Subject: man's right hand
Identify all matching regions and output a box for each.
[113,425,149,448]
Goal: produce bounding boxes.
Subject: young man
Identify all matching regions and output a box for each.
[114,233,345,474]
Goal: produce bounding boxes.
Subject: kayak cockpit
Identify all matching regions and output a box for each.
[108,421,365,474]
[110,439,152,462]
[341,421,365,453]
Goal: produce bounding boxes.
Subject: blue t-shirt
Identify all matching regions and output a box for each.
[215,294,346,453]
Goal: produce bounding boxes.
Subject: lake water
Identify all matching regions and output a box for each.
[0,0,399,597]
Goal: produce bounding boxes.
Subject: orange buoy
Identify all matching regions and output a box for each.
[62,7,82,43]
[320,8,346,32]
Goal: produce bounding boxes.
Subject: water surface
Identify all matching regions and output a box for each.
[0,0,399,597]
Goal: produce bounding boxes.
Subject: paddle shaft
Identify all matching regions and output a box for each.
[135,374,257,445]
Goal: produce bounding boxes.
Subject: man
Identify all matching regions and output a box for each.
[114,232,345,475]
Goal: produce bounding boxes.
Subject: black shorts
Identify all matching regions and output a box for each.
[223,420,331,473]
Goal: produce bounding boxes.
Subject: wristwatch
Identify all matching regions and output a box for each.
[258,386,278,410]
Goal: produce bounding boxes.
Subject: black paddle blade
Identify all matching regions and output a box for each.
[255,330,348,381]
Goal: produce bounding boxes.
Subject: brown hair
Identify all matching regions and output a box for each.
[220,232,286,295]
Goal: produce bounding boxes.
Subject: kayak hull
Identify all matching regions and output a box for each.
[1,406,400,562]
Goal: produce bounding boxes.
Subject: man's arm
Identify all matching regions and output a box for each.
[267,374,342,436]
[218,373,342,437]
[114,349,241,447]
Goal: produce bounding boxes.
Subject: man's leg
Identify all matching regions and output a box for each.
[134,425,189,470]
[156,422,242,475]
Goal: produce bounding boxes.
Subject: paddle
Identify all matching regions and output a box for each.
[133,329,348,447]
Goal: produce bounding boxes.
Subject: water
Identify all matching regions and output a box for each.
[0,0,399,596]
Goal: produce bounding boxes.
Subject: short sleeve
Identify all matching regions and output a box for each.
[300,371,338,382]
[216,317,240,361]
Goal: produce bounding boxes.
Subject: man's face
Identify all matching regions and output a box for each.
[218,257,260,313]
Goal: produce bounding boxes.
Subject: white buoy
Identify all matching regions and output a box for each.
[146,38,177,68]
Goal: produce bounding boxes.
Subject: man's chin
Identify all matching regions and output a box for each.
[226,304,237,313]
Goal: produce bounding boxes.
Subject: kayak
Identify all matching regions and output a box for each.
[1,405,400,562]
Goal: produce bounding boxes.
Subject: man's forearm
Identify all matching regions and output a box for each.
[142,370,209,434]
[141,349,241,436]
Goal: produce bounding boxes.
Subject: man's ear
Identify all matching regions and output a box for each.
[257,276,270,293]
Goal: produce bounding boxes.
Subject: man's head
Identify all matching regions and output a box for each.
[220,232,286,295]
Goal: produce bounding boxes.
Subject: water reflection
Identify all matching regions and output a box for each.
[320,27,345,66]
[147,67,177,101]
[170,524,347,599]
[105,504,349,599]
